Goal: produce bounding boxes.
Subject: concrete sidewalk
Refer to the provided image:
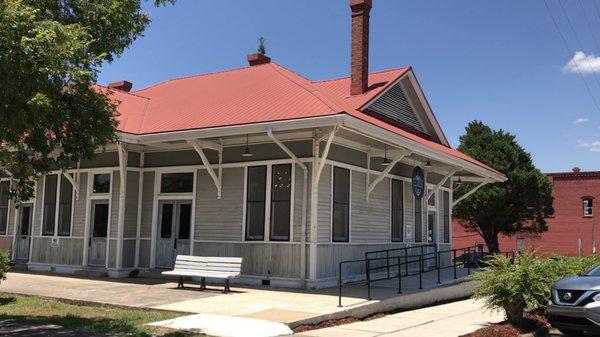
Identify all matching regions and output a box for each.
[295,299,504,337]
[0,269,476,330]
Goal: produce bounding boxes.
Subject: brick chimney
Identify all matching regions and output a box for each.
[247,53,271,66]
[349,0,371,95]
[108,80,133,92]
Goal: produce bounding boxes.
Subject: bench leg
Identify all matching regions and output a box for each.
[223,278,230,293]
[177,276,185,289]
[200,277,206,291]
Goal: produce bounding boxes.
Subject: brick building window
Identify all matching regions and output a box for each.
[583,198,594,217]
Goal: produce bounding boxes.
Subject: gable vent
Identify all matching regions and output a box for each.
[367,83,426,134]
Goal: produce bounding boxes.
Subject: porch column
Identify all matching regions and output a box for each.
[116,142,128,269]
[309,127,338,282]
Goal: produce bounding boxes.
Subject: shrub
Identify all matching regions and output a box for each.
[0,250,9,282]
[470,253,600,326]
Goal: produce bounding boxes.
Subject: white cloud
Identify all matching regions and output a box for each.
[573,117,589,124]
[578,140,600,152]
[563,51,600,74]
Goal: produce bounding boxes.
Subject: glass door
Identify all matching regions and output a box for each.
[156,201,192,268]
[15,204,33,261]
[88,201,109,266]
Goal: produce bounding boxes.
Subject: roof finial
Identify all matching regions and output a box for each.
[258,36,266,55]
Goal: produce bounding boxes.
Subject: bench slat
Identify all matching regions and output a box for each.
[165,255,243,281]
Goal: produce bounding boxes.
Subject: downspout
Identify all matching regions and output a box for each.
[266,128,309,288]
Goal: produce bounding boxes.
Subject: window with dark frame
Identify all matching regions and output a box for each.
[332,167,350,242]
[270,164,292,241]
[245,166,267,241]
[42,175,58,236]
[92,202,109,238]
[92,174,111,193]
[391,179,404,242]
[584,198,594,217]
[0,181,9,235]
[160,173,194,193]
[57,175,73,236]
[443,190,450,243]
[414,197,423,242]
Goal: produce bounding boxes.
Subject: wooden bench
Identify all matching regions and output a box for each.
[162,255,243,293]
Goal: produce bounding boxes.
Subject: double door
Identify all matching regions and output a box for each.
[156,201,192,268]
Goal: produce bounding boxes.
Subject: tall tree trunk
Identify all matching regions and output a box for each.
[483,231,500,254]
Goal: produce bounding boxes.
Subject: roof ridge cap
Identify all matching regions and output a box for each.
[268,63,344,113]
[94,84,151,100]
[313,66,411,84]
[134,64,257,93]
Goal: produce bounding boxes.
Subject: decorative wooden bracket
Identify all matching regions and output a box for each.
[452,180,489,207]
[188,139,223,199]
[366,150,411,201]
[313,126,338,188]
[425,169,457,201]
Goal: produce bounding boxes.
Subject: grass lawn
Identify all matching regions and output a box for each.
[0,292,206,336]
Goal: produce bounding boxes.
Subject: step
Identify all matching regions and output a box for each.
[9,262,28,271]
[73,269,108,278]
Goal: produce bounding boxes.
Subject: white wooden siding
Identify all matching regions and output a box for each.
[351,172,390,243]
[124,171,139,238]
[71,173,88,237]
[317,164,332,242]
[140,171,155,238]
[195,168,244,241]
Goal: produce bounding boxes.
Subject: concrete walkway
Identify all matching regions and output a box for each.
[295,299,504,337]
[0,269,475,329]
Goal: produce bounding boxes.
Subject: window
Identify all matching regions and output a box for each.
[443,190,450,243]
[179,203,191,240]
[42,174,73,236]
[160,173,194,193]
[270,164,292,241]
[427,189,436,207]
[584,198,594,217]
[91,202,109,238]
[0,181,9,235]
[516,238,525,253]
[332,167,350,242]
[391,179,404,242]
[245,166,266,240]
[42,175,58,236]
[414,197,423,242]
[92,174,111,193]
[57,175,73,236]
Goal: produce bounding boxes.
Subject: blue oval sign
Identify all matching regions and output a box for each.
[412,166,425,199]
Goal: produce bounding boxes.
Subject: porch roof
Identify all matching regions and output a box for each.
[103,62,505,182]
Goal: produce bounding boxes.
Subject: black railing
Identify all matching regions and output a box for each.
[337,244,515,307]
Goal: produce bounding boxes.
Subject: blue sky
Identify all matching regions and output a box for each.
[98,0,600,172]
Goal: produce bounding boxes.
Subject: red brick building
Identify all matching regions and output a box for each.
[453,168,600,256]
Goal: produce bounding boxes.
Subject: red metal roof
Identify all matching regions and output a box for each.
[102,62,501,176]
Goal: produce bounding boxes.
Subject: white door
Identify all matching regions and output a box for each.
[88,201,109,266]
[15,204,33,261]
[427,211,437,268]
[156,201,192,268]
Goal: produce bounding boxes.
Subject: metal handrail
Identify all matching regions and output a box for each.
[337,245,515,307]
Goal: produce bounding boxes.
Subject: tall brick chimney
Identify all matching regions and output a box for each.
[349,0,371,95]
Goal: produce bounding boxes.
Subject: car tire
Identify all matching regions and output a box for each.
[557,328,583,336]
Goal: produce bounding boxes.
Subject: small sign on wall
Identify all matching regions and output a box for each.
[50,237,59,247]
[412,166,425,199]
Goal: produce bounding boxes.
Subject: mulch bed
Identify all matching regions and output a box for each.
[460,311,551,337]
[293,313,386,333]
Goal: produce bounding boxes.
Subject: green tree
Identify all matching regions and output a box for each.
[0,0,173,203]
[453,121,554,253]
